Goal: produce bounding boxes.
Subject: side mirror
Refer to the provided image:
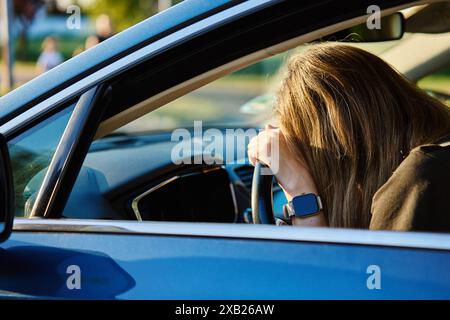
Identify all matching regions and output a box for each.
[0,134,14,243]
[325,12,405,42]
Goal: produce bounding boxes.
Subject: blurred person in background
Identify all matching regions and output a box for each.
[85,35,100,49]
[36,36,64,73]
[72,14,113,57]
[72,35,100,57]
[96,14,114,42]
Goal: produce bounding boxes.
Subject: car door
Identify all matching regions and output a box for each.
[2,219,450,299]
[1,0,449,300]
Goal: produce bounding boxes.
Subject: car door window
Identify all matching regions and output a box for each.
[8,104,75,217]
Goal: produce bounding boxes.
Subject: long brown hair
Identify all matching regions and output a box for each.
[275,43,450,229]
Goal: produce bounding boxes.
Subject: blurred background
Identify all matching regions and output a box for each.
[0,0,186,94]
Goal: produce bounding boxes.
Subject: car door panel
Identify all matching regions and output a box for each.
[1,228,449,299]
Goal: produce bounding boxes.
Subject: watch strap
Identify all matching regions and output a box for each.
[284,194,323,219]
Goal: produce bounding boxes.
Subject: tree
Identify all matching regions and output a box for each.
[13,0,45,60]
[81,0,155,32]
[1,0,14,94]
[81,0,183,32]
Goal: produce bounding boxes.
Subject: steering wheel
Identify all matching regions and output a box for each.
[251,162,276,224]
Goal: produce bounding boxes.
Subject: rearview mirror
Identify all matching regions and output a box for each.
[0,134,14,243]
[325,12,404,42]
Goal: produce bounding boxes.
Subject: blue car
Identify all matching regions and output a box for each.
[0,0,450,299]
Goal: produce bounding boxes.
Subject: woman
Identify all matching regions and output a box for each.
[248,43,450,232]
[36,36,64,73]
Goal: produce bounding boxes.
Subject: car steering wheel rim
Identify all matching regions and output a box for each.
[251,162,276,224]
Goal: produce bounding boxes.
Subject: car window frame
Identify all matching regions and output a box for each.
[29,85,111,219]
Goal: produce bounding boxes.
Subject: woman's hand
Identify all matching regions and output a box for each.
[247,125,328,227]
[247,125,318,200]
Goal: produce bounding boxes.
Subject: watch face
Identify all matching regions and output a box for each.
[292,193,319,216]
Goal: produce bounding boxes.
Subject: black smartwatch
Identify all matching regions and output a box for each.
[283,193,323,220]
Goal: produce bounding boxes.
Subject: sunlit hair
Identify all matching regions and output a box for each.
[275,43,450,229]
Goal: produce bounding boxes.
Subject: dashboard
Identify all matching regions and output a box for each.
[132,167,237,223]
[59,130,287,223]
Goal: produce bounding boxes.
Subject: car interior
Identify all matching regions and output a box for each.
[8,2,450,225]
